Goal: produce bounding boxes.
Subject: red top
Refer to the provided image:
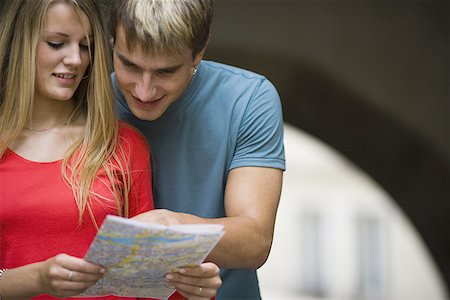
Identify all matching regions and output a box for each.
[0,123,184,299]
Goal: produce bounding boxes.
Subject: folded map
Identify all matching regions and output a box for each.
[78,215,224,299]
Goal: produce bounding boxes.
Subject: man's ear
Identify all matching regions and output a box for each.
[194,34,210,65]
[194,48,206,66]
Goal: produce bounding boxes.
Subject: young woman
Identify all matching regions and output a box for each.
[0,0,221,299]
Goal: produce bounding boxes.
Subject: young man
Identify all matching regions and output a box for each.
[110,0,285,299]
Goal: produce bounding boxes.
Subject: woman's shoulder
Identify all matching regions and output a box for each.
[117,121,149,153]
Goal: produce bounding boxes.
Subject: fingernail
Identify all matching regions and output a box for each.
[165,274,174,280]
[100,268,106,274]
[178,268,186,274]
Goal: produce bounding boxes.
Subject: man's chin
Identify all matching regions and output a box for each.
[132,109,162,122]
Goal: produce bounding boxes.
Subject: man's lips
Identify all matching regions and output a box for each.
[132,94,165,103]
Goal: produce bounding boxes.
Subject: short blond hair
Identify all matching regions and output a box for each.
[111,0,213,57]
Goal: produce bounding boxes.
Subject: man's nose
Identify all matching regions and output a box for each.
[134,73,157,102]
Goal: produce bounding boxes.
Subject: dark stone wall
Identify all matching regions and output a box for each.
[206,0,450,294]
[208,0,449,160]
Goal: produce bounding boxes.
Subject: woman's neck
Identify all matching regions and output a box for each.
[27,97,76,131]
[11,97,86,162]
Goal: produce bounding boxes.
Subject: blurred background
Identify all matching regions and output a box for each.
[1,0,446,298]
[205,0,449,299]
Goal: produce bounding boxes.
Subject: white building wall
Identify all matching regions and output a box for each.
[258,124,447,300]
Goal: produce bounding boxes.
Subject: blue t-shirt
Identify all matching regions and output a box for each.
[114,60,286,299]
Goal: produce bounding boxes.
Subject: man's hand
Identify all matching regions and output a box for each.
[132,209,183,226]
[165,262,222,300]
[132,167,283,269]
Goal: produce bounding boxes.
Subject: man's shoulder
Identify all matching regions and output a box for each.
[201,60,267,81]
[118,121,149,151]
[200,60,278,99]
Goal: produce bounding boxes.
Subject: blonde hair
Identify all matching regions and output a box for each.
[111,0,213,57]
[0,0,130,227]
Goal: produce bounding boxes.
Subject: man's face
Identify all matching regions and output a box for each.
[113,25,203,121]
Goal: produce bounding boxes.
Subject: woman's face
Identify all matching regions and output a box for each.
[35,2,92,103]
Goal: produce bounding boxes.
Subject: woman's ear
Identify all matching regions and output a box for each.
[109,36,115,49]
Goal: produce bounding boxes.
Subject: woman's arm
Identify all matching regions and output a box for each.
[0,254,104,299]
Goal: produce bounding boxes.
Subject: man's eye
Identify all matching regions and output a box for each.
[47,41,63,49]
[159,70,175,75]
[123,60,138,69]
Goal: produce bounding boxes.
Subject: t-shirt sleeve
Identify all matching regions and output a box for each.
[118,123,154,217]
[230,78,286,171]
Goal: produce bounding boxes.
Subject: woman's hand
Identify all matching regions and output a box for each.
[38,253,105,298]
[165,262,222,299]
[0,254,105,299]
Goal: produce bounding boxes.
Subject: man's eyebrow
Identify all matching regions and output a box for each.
[158,64,183,73]
[117,51,183,73]
[117,52,140,68]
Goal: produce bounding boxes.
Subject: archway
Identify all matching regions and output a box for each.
[206,48,450,295]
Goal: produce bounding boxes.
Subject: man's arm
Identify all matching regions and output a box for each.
[132,166,283,269]
[210,166,283,269]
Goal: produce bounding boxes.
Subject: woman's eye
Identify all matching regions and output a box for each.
[47,41,63,49]
[80,43,91,51]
